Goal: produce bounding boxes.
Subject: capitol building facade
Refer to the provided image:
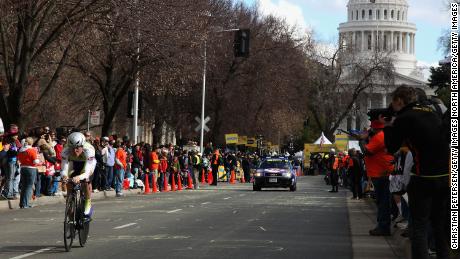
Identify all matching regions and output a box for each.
[337,0,432,131]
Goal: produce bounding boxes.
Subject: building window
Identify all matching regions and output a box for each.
[369,9,372,19]
[377,10,380,20]
[397,10,400,20]
[384,10,388,20]
[391,10,394,19]
[402,11,405,20]
[368,34,372,50]
[356,10,359,20]
[362,10,365,19]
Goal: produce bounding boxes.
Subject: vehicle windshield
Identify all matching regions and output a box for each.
[259,159,290,169]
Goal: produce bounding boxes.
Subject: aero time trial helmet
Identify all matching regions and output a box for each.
[68,132,86,147]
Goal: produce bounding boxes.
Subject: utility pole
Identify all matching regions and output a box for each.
[199,40,207,153]
[133,0,140,144]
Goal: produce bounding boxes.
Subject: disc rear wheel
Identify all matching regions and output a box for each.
[78,196,90,247]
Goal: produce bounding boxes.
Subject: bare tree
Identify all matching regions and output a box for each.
[0,0,107,127]
[304,42,395,139]
[68,0,206,136]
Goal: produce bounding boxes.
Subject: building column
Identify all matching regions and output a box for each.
[398,31,402,52]
[382,93,387,108]
[390,31,394,51]
[408,32,412,54]
[410,33,413,54]
[352,31,356,49]
[371,30,374,50]
[367,94,372,109]
[361,31,365,51]
[380,30,384,51]
[351,115,358,130]
[403,32,406,53]
[411,33,415,54]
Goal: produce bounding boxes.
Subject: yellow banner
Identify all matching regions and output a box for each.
[334,134,349,152]
[238,135,247,145]
[246,137,257,147]
[270,145,279,152]
[303,143,336,167]
[225,134,239,144]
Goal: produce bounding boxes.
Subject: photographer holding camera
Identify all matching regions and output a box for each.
[357,109,395,236]
[383,86,450,259]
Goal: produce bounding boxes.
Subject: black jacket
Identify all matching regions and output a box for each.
[384,102,449,177]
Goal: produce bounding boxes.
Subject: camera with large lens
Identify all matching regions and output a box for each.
[367,107,395,122]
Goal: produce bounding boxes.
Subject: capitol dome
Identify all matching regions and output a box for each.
[337,0,430,132]
[338,0,421,79]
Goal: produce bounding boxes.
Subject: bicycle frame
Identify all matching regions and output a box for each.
[63,181,90,251]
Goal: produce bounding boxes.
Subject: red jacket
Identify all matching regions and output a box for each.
[159,157,168,173]
[54,143,64,170]
[364,130,394,178]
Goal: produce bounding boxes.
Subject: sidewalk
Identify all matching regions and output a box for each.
[347,192,410,259]
[0,189,142,211]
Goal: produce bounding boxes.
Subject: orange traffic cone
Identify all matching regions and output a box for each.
[207,170,213,184]
[144,174,151,194]
[171,173,176,191]
[152,174,158,193]
[230,170,235,184]
[177,174,183,190]
[201,169,205,184]
[163,173,169,192]
[187,172,194,189]
[240,173,246,183]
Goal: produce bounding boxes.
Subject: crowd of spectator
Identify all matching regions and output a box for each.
[0,127,265,205]
[313,85,450,258]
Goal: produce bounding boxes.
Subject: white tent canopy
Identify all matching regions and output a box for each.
[313,132,332,145]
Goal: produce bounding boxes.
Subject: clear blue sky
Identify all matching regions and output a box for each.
[243,0,449,71]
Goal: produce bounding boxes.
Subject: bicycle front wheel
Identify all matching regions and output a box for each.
[64,195,76,252]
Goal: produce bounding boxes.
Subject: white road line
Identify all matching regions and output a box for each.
[201,202,211,205]
[167,209,183,214]
[113,223,138,229]
[10,247,55,259]
[223,197,232,200]
[259,226,267,232]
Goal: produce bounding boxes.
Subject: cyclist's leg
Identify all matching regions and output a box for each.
[81,173,94,217]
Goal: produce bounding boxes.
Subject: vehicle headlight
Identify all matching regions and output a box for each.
[282,172,292,178]
[255,172,263,177]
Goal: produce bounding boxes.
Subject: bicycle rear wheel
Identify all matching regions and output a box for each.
[78,219,90,247]
[64,195,76,252]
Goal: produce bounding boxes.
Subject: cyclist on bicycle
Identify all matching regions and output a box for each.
[61,132,96,218]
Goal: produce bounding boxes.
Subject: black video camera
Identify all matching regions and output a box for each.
[367,107,395,122]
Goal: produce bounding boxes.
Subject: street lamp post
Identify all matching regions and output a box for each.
[199,28,240,153]
[199,40,207,154]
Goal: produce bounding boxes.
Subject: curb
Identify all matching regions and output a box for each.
[0,188,143,212]
[361,198,411,259]
[347,192,407,259]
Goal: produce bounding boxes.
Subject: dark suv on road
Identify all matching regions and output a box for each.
[253,157,297,191]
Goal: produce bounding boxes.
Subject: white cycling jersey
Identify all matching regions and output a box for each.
[61,142,96,181]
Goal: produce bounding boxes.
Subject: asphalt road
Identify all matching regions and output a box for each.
[0,176,352,259]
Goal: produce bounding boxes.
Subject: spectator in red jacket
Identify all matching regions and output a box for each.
[17,137,39,208]
[158,151,168,192]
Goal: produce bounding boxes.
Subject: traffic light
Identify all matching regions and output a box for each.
[234,29,250,57]
[127,91,143,118]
